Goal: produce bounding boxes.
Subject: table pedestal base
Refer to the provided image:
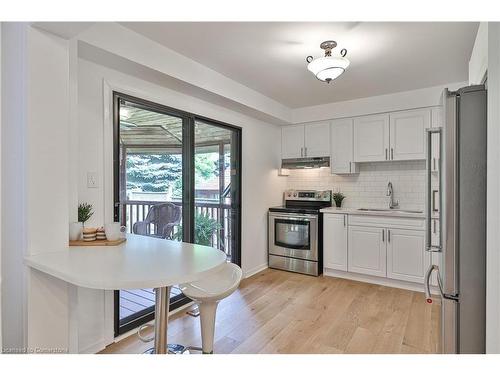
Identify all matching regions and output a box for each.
[153,286,171,354]
[144,344,202,355]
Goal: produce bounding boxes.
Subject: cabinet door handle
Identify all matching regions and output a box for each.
[382,229,385,242]
[388,229,391,243]
[301,147,303,157]
[344,215,346,227]
[349,161,351,173]
[433,157,436,171]
[305,147,307,157]
[385,148,388,160]
[433,219,437,234]
[391,148,394,160]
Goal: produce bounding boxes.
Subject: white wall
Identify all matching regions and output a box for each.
[469,22,488,85]
[1,22,28,351]
[0,22,3,347]
[291,82,466,124]
[76,57,284,350]
[286,161,426,211]
[467,21,500,354]
[485,22,500,354]
[1,23,72,352]
[24,26,71,352]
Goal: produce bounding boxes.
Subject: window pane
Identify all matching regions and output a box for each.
[194,121,237,262]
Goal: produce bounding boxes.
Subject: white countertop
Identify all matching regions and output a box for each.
[24,234,227,290]
[320,207,426,219]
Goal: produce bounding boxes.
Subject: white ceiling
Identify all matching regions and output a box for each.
[121,22,478,109]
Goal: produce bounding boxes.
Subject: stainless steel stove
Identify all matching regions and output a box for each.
[268,190,332,276]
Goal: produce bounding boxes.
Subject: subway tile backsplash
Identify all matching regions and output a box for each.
[285,160,426,211]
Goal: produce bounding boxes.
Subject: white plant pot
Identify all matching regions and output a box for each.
[69,222,83,241]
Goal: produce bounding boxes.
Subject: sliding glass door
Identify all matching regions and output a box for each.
[113,93,241,336]
[194,120,241,264]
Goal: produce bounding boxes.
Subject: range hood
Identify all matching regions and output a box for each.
[281,156,330,169]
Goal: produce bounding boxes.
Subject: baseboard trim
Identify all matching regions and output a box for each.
[244,264,268,279]
[80,340,107,354]
[323,268,437,293]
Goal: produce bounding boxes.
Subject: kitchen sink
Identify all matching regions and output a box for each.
[357,208,423,214]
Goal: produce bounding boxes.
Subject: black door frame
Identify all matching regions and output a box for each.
[112,92,242,336]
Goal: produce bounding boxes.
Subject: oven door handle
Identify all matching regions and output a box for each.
[269,213,318,220]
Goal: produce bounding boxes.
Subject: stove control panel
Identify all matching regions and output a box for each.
[285,190,332,202]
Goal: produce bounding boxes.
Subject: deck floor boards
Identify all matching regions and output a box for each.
[119,287,184,320]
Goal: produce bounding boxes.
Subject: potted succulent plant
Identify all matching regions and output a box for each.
[78,202,94,228]
[69,203,94,241]
[333,192,346,208]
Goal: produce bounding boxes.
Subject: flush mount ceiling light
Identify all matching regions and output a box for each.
[306,41,349,83]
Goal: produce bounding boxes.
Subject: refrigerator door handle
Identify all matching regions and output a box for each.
[424,265,441,303]
[426,128,442,252]
[424,264,459,304]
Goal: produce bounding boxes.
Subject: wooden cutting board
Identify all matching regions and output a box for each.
[69,238,126,247]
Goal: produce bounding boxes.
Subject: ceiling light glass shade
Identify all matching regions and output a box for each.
[307,56,350,82]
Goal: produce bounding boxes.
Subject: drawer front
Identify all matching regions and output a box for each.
[348,214,425,230]
[269,254,319,276]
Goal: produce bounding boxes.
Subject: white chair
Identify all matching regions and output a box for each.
[179,262,243,354]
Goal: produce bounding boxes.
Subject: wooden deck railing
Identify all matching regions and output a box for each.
[121,200,233,260]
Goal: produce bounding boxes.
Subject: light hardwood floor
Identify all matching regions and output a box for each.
[100,268,441,354]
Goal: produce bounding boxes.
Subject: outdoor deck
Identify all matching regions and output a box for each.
[119,287,183,320]
[118,200,233,322]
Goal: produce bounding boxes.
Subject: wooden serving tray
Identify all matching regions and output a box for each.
[69,238,126,247]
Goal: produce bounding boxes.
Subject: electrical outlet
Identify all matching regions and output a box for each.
[87,172,99,188]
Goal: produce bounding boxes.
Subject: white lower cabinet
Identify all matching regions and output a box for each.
[323,214,348,271]
[386,228,429,283]
[324,214,427,288]
[348,225,386,277]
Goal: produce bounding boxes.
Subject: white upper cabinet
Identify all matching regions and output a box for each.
[283,107,433,163]
[323,214,348,271]
[386,228,429,283]
[389,108,430,161]
[353,114,390,162]
[281,125,305,159]
[304,122,330,157]
[281,122,330,159]
[331,119,358,174]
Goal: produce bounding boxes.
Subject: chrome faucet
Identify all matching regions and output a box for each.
[387,181,399,209]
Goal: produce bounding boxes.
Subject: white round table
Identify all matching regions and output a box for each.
[25,234,227,354]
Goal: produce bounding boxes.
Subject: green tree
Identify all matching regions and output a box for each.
[126,152,222,196]
[195,153,219,181]
[126,153,182,193]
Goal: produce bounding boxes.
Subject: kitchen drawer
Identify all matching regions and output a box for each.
[348,214,425,230]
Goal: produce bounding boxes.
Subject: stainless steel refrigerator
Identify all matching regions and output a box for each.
[424,85,487,354]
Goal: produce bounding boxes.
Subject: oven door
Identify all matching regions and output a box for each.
[268,212,318,261]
